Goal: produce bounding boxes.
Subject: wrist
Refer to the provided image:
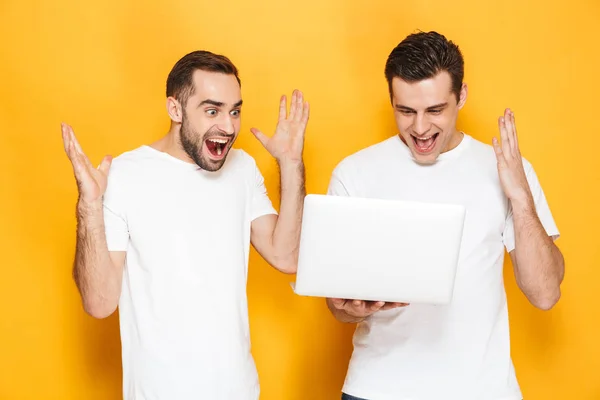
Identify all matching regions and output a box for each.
[77,198,103,216]
[510,194,535,214]
[277,157,304,169]
[277,158,305,183]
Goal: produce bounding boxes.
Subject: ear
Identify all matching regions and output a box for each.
[166,97,183,123]
[457,83,468,110]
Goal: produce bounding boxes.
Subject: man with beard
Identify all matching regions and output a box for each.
[61,50,309,400]
[326,31,564,400]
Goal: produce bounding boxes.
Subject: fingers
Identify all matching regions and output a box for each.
[381,302,409,310]
[62,123,81,162]
[330,298,346,309]
[346,300,366,315]
[67,124,84,155]
[346,300,371,317]
[351,299,363,308]
[97,155,113,175]
[67,139,82,173]
[346,300,388,315]
[61,123,70,154]
[250,128,270,149]
[278,95,287,121]
[282,89,307,122]
[68,140,93,183]
[293,90,303,122]
[301,100,310,125]
[66,137,84,171]
[498,115,512,159]
[332,298,409,317]
[492,136,503,157]
[65,123,94,169]
[492,137,509,168]
[503,108,514,153]
[277,89,308,125]
[287,90,297,121]
[507,109,520,154]
[369,301,385,312]
[500,108,521,158]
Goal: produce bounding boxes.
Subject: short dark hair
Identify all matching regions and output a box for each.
[384,31,464,102]
[166,50,241,106]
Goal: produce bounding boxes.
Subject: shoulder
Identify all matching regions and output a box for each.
[224,148,260,174]
[110,145,160,169]
[464,134,534,172]
[221,148,268,187]
[463,135,497,162]
[229,148,255,165]
[106,146,151,183]
[102,147,152,207]
[333,136,401,178]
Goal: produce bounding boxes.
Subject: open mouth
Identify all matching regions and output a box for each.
[204,137,230,159]
[411,133,439,154]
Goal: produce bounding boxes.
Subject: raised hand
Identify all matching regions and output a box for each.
[330,298,409,319]
[250,89,309,164]
[492,109,533,204]
[61,123,112,206]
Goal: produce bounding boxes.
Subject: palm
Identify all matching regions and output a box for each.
[251,89,309,163]
[267,117,305,161]
[80,166,108,203]
[497,163,520,199]
[61,123,112,204]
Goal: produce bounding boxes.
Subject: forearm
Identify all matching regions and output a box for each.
[73,200,121,318]
[270,160,306,273]
[511,197,564,310]
[326,299,365,324]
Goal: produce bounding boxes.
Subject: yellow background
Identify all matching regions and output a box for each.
[1,0,599,399]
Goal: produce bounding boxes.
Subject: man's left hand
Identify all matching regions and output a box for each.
[251,89,310,164]
[492,108,533,205]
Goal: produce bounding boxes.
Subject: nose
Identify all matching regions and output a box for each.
[412,113,431,136]
[217,115,235,136]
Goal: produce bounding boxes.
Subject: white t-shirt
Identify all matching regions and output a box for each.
[102,145,277,400]
[327,133,559,400]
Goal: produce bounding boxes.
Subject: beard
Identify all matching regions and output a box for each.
[179,112,230,172]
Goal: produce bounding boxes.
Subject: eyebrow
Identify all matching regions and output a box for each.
[395,102,448,111]
[198,99,243,108]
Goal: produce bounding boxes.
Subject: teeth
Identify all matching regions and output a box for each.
[208,138,228,144]
[415,135,434,141]
[217,147,222,156]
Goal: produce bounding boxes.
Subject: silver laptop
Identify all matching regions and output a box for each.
[292,194,466,305]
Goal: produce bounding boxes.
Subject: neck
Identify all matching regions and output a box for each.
[442,129,464,153]
[149,124,195,164]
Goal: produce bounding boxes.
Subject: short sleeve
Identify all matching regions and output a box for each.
[103,168,130,252]
[503,160,560,253]
[250,161,277,221]
[327,171,351,197]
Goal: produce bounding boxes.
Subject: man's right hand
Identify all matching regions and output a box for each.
[328,298,409,320]
[61,123,112,207]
